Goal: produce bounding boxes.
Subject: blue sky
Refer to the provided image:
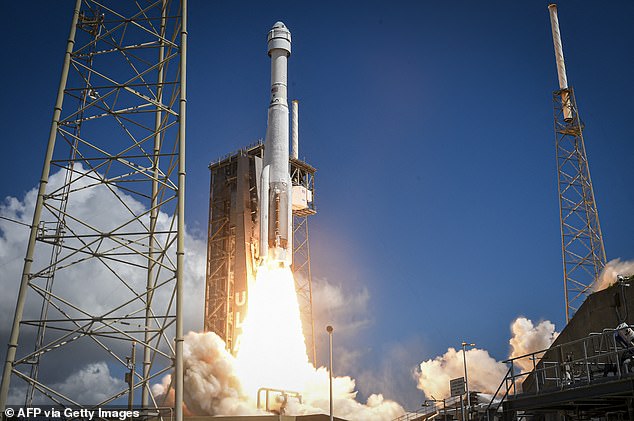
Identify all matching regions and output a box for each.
[1,0,633,409]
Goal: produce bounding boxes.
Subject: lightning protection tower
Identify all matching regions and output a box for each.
[548,4,607,322]
[0,1,187,419]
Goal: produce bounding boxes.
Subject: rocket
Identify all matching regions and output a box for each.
[259,22,293,267]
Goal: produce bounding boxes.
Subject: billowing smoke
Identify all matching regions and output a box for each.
[152,332,258,416]
[415,347,507,399]
[415,317,559,399]
[153,331,404,420]
[508,317,559,372]
[595,258,634,292]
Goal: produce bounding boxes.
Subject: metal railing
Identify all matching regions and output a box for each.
[399,325,634,421]
[481,366,512,421]
[393,405,437,421]
[394,395,466,421]
[506,325,633,397]
[478,324,634,421]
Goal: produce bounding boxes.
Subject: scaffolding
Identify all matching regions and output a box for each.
[290,157,317,365]
[205,144,317,364]
[554,87,607,322]
[205,144,262,353]
[0,1,187,419]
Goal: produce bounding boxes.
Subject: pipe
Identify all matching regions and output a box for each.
[548,4,568,90]
[143,0,167,407]
[128,342,136,410]
[291,100,299,160]
[0,0,82,410]
[175,0,187,420]
[327,326,334,421]
[463,347,470,420]
[548,4,573,121]
[259,165,270,260]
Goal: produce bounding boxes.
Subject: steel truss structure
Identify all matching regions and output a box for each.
[205,145,317,365]
[205,148,251,352]
[0,1,187,419]
[554,87,606,322]
[290,158,317,365]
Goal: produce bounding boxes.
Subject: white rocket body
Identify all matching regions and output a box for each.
[260,22,293,266]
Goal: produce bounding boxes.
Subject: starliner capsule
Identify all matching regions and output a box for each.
[260,22,293,266]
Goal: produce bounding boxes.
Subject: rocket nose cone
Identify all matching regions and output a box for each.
[268,21,291,56]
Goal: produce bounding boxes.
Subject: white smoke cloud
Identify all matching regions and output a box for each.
[508,317,559,372]
[290,365,404,420]
[181,333,248,415]
[595,258,634,292]
[415,317,559,400]
[153,331,404,420]
[415,347,507,399]
[152,332,259,416]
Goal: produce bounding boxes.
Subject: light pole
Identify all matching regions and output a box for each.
[327,325,334,421]
[461,342,475,420]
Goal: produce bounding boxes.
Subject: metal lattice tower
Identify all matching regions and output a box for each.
[549,4,606,322]
[290,158,317,365]
[205,149,250,353]
[554,88,606,322]
[0,1,187,418]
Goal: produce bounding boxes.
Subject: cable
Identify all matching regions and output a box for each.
[0,215,31,228]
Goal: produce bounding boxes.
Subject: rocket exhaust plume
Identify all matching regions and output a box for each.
[235,265,313,399]
[260,22,293,266]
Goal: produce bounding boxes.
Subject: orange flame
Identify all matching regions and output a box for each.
[234,263,314,400]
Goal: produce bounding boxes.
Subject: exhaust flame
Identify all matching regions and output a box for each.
[235,263,314,400]
[154,260,405,419]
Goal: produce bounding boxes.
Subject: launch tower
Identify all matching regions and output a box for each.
[205,141,317,363]
[548,4,607,322]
